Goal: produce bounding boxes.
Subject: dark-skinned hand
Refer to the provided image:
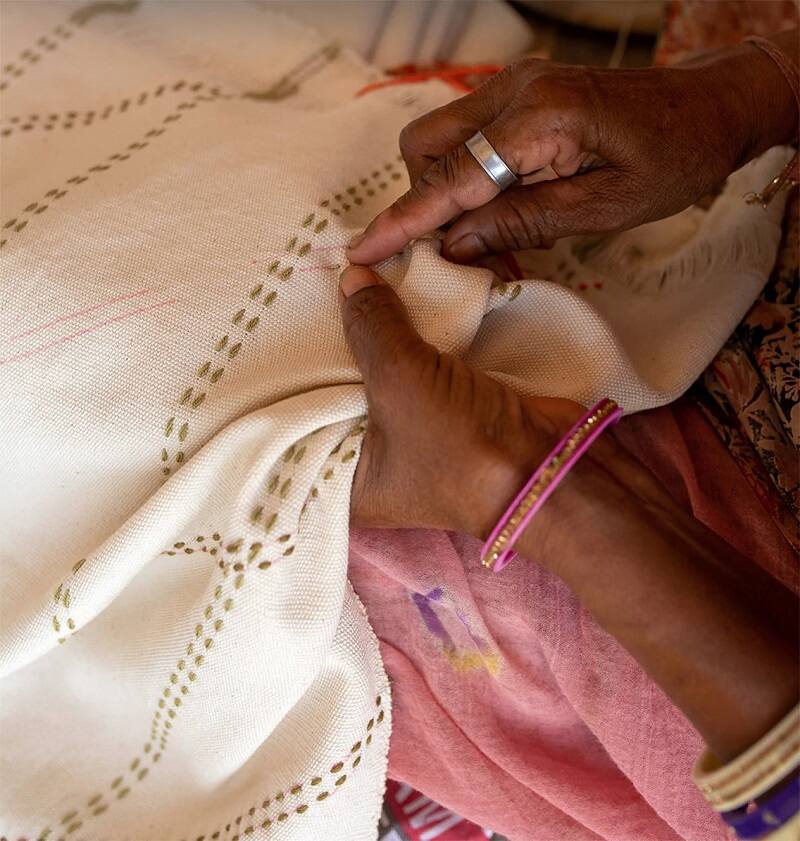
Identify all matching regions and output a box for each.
[346,31,798,266]
[340,263,799,767]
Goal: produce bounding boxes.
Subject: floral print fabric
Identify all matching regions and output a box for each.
[660,0,799,551]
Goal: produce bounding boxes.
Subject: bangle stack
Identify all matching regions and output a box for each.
[694,704,800,839]
[480,397,622,572]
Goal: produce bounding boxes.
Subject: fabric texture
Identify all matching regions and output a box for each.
[0,2,791,839]
[349,398,798,841]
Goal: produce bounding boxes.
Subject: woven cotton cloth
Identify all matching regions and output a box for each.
[0,2,790,840]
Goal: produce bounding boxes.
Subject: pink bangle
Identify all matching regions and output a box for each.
[480,398,623,572]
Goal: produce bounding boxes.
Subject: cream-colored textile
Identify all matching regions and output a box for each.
[0,2,790,840]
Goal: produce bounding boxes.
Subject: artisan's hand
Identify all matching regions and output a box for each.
[347,35,798,265]
[339,264,581,537]
[341,263,798,764]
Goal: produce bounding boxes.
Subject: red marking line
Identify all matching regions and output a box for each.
[0,297,177,366]
[7,288,151,342]
[355,64,503,97]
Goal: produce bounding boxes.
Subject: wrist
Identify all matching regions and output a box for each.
[452,402,581,543]
[471,409,683,579]
[697,42,798,172]
[511,434,645,577]
[455,400,625,561]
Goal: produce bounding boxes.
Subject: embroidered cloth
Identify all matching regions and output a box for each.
[0,2,790,838]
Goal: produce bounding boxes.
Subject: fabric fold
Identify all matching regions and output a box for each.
[0,2,789,838]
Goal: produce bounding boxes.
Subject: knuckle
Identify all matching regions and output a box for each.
[386,190,428,243]
[518,69,593,128]
[412,164,445,198]
[413,148,473,209]
[398,120,420,158]
[414,146,471,193]
[345,287,395,333]
[494,209,527,252]
[495,196,551,250]
[390,155,459,227]
[507,56,546,82]
[439,150,463,191]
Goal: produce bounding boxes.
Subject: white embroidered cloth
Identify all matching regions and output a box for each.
[0,3,789,840]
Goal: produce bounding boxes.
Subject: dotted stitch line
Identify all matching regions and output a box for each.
[250,424,364,545]
[162,428,365,585]
[0,21,79,94]
[319,155,404,216]
[39,442,361,840]
[158,155,397,481]
[50,557,85,646]
[1,80,213,137]
[37,545,245,841]
[2,1,154,99]
[0,88,230,249]
[161,532,224,558]
[163,533,279,575]
[149,563,242,749]
[248,440,309,547]
[191,696,386,841]
[159,215,333,477]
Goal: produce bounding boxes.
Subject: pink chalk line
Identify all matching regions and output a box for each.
[0,297,177,366]
[7,288,151,342]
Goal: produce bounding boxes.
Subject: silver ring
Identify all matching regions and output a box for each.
[464,130,517,191]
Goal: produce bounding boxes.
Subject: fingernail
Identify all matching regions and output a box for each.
[447,233,486,263]
[347,232,366,251]
[340,265,381,298]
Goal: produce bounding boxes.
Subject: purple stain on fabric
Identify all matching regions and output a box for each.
[412,592,453,646]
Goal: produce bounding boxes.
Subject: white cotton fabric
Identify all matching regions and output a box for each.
[0,2,789,840]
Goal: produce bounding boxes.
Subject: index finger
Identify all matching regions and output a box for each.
[348,92,578,266]
[346,140,503,265]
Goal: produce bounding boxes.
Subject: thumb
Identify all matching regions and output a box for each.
[340,265,433,387]
[442,167,631,261]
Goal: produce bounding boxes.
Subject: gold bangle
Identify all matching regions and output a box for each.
[693,704,800,811]
[745,151,799,209]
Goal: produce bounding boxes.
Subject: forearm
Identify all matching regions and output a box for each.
[512,432,799,764]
